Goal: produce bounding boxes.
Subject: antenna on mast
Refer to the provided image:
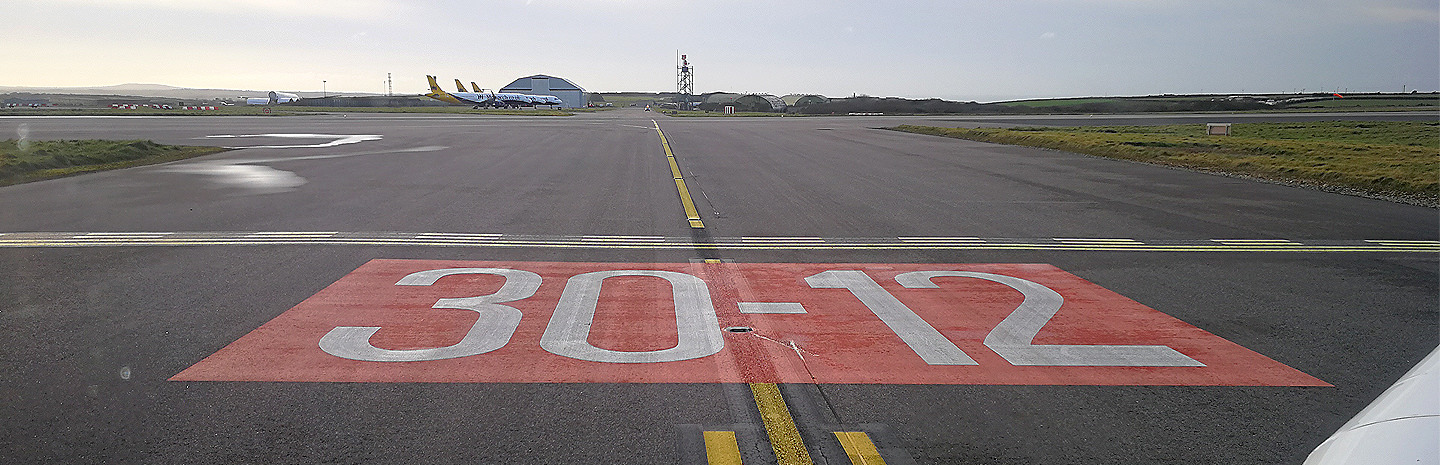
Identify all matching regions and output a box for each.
[677,52,693,111]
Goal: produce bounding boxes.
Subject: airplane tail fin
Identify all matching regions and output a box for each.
[470,82,482,92]
[423,75,465,105]
[455,79,467,93]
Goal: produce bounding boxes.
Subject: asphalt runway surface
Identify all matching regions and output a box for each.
[1,110,1436,464]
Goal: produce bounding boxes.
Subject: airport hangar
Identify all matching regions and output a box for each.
[499,74,586,108]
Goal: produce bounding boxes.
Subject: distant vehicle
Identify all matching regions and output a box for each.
[424,75,564,108]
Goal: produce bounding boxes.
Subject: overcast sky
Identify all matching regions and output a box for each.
[2,0,1436,101]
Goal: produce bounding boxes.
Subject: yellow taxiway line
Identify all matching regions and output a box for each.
[751,382,814,465]
[703,430,743,465]
[834,432,887,465]
[655,121,705,229]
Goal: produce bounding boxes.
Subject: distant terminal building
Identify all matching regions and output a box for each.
[782,94,830,107]
[697,92,790,112]
[499,75,586,108]
[736,94,787,112]
[698,92,742,111]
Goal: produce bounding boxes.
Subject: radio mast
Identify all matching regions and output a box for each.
[678,53,693,110]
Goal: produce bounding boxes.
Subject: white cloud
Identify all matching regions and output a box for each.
[1040,32,1057,40]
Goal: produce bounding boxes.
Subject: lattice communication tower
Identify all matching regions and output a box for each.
[678,54,693,110]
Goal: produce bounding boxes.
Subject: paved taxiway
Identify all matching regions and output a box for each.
[0,109,1435,463]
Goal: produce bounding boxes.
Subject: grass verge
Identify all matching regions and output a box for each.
[891,121,1439,206]
[1,139,229,186]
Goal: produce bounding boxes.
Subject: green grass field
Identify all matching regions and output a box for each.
[592,94,663,107]
[997,98,1123,108]
[995,93,1437,113]
[892,121,1439,206]
[1288,98,1437,109]
[0,139,228,186]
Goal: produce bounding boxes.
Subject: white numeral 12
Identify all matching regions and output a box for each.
[805,270,978,365]
[809,270,1203,367]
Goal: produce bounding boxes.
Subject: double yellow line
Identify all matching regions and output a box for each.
[750,383,814,464]
[703,384,885,464]
[699,385,887,463]
[657,123,883,465]
[654,121,705,229]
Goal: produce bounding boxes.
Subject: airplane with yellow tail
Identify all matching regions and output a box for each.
[424,75,563,108]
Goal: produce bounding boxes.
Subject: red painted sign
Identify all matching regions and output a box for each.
[171,260,1327,386]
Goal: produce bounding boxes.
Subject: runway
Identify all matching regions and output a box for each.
[1,109,1435,463]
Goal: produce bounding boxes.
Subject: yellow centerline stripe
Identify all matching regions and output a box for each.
[834,432,886,465]
[675,179,704,223]
[704,431,743,465]
[668,157,684,180]
[750,383,813,465]
[655,123,673,157]
[655,121,705,229]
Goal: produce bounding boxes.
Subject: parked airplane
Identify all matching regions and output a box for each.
[457,80,565,107]
[424,75,563,108]
[244,91,302,105]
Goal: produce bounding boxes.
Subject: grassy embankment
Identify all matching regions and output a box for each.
[1286,98,1438,110]
[995,94,1437,113]
[892,121,1439,206]
[0,139,228,186]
